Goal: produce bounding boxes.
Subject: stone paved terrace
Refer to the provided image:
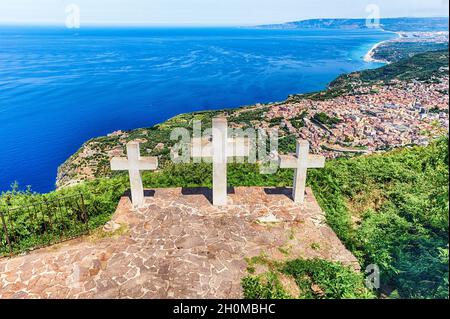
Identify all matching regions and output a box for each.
[0,187,359,299]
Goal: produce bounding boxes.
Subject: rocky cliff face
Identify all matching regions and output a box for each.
[56,135,127,189]
[55,110,226,189]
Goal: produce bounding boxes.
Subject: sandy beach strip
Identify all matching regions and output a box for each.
[363,41,387,63]
[363,32,402,64]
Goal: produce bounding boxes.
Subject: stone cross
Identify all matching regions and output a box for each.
[279,140,325,204]
[191,117,250,206]
[110,142,158,208]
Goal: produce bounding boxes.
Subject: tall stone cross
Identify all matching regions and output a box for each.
[191,117,250,206]
[279,140,325,204]
[110,142,158,208]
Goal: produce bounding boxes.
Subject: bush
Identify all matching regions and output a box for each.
[313,112,342,127]
[242,258,375,299]
[0,176,129,255]
[309,137,449,299]
[242,272,292,299]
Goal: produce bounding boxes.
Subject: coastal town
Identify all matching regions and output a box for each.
[262,75,449,158]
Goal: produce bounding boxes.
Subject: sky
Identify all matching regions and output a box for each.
[0,0,448,26]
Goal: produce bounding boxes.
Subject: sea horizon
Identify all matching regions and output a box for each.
[0,14,447,27]
[0,26,395,192]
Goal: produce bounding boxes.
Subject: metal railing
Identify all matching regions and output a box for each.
[0,193,89,256]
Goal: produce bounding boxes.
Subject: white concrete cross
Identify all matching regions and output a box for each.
[191,117,250,206]
[110,142,158,208]
[279,140,325,204]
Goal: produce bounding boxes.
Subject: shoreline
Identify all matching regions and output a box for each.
[363,31,402,64]
[363,41,389,63]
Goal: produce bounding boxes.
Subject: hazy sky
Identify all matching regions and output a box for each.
[0,0,448,26]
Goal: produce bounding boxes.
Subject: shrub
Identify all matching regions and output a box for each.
[242,258,375,299]
[242,272,292,299]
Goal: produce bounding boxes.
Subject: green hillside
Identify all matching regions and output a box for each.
[293,49,449,101]
[309,137,449,298]
[334,49,449,84]
[2,138,448,298]
[373,43,449,63]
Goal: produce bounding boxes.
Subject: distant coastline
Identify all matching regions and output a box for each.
[253,17,449,66]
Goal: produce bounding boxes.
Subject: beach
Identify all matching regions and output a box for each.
[364,41,389,63]
[364,31,402,64]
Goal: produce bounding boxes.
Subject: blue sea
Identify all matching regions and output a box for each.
[0,27,394,193]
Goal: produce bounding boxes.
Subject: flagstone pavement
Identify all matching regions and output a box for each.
[0,187,359,299]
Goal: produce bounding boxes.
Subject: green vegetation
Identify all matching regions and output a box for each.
[0,178,129,255]
[290,111,308,129]
[242,257,374,299]
[308,137,449,299]
[2,138,448,299]
[332,50,449,86]
[374,43,449,63]
[312,112,342,127]
[228,106,270,127]
[290,50,449,101]
[268,116,284,127]
[430,106,449,114]
[242,272,292,299]
[277,135,298,154]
